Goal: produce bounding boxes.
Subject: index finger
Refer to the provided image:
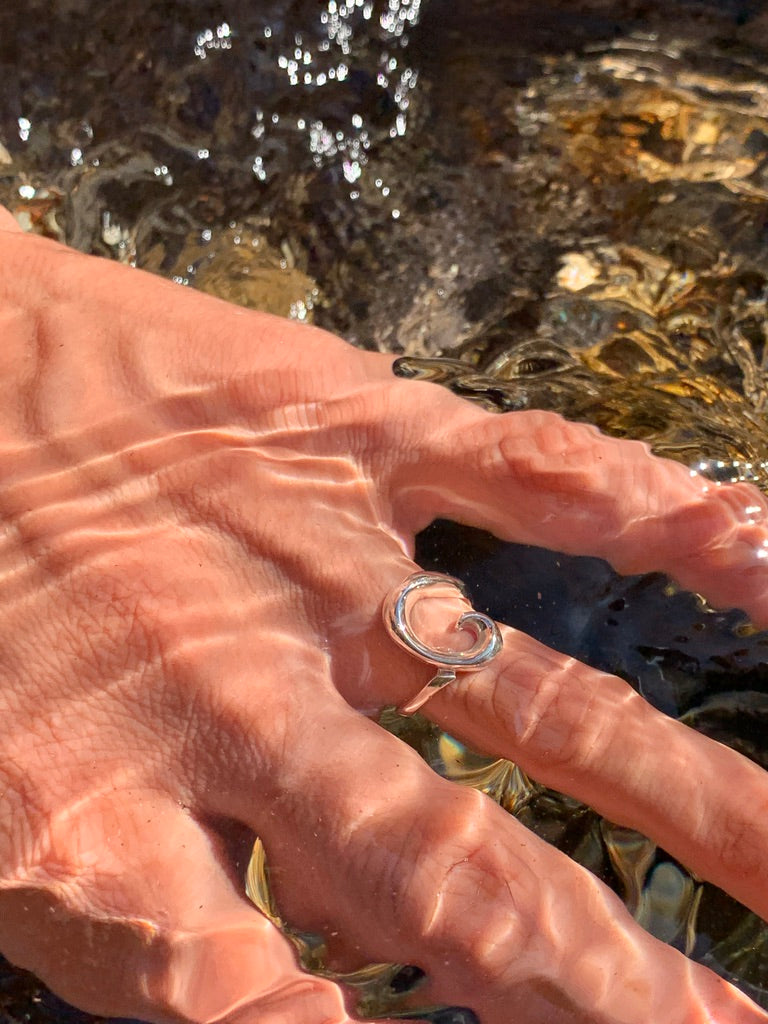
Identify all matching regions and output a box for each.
[383,387,768,626]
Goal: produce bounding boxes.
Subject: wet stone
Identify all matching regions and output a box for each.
[2,0,768,1020]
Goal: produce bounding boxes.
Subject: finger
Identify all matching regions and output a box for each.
[205,689,767,1024]
[363,568,768,924]
[1,789,384,1024]
[383,385,768,625]
[385,617,768,926]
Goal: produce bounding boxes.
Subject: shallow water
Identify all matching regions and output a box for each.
[1,0,768,1021]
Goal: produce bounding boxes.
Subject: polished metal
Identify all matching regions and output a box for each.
[383,571,503,715]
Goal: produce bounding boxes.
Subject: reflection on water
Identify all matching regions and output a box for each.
[1,0,768,1020]
[397,31,768,488]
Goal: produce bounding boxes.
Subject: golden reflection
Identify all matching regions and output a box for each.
[11,186,65,240]
[561,84,760,187]
[3,2,768,1016]
[601,821,657,916]
[245,836,283,926]
[406,48,768,483]
[141,224,320,319]
[246,836,421,1018]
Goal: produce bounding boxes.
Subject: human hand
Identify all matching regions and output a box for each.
[0,207,767,1024]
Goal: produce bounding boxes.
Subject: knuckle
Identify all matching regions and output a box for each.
[493,410,617,496]
[491,647,611,776]
[709,809,765,886]
[397,789,535,974]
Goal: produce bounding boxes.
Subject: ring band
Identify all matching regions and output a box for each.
[383,571,503,715]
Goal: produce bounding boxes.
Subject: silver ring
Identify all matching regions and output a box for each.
[383,571,503,716]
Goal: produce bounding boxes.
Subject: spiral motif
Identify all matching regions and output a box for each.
[383,572,503,714]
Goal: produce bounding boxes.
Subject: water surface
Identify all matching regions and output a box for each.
[1,0,768,1020]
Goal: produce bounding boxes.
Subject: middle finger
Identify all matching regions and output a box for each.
[383,616,768,924]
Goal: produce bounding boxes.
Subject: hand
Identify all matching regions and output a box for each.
[0,207,767,1024]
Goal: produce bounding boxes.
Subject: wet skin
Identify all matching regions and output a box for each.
[0,205,767,1024]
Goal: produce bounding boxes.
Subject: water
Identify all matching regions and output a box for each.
[1,0,768,1020]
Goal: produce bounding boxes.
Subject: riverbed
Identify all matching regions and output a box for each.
[1,1,767,1021]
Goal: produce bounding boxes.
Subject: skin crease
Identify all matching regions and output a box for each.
[0,205,768,1024]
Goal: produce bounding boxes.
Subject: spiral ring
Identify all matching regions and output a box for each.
[383,571,503,715]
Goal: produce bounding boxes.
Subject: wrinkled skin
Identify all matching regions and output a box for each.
[1,204,768,1024]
